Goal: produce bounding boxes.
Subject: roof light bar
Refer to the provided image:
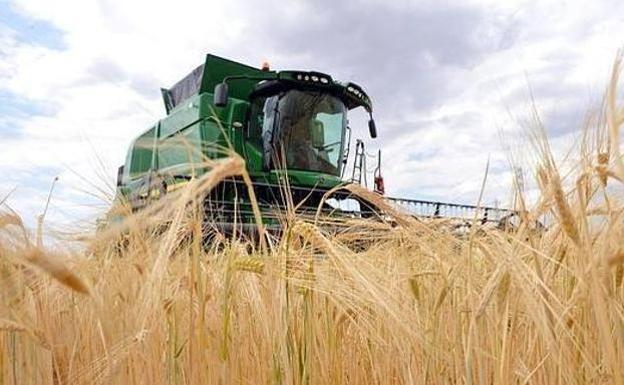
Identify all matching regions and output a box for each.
[294,72,330,84]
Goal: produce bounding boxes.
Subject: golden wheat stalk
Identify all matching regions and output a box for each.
[0,212,22,229]
[0,318,50,349]
[233,257,265,274]
[22,248,90,295]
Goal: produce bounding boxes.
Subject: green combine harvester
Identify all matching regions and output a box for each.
[113,54,513,235]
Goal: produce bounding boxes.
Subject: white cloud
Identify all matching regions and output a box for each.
[1,0,623,229]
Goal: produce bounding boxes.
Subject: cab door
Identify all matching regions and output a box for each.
[123,126,157,211]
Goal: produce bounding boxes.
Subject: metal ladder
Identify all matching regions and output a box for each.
[350,140,367,187]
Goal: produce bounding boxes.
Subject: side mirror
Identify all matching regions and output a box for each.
[116,165,124,187]
[368,119,377,138]
[213,82,229,107]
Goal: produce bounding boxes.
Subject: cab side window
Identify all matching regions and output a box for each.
[157,125,202,173]
[248,96,267,149]
[128,127,156,179]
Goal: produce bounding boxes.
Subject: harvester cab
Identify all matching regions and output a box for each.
[213,67,377,176]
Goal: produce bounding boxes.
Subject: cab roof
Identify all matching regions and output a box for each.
[161,54,372,113]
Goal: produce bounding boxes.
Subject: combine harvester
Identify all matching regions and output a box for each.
[111,54,514,236]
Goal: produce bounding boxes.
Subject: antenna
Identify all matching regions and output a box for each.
[36,176,59,247]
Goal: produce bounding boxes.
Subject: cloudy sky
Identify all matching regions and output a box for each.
[1,0,623,229]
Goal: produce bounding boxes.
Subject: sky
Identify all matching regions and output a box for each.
[1,0,623,230]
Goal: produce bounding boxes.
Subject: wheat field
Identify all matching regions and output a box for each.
[1,58,624,384]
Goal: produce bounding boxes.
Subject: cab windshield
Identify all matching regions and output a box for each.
[252,90,347,176]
